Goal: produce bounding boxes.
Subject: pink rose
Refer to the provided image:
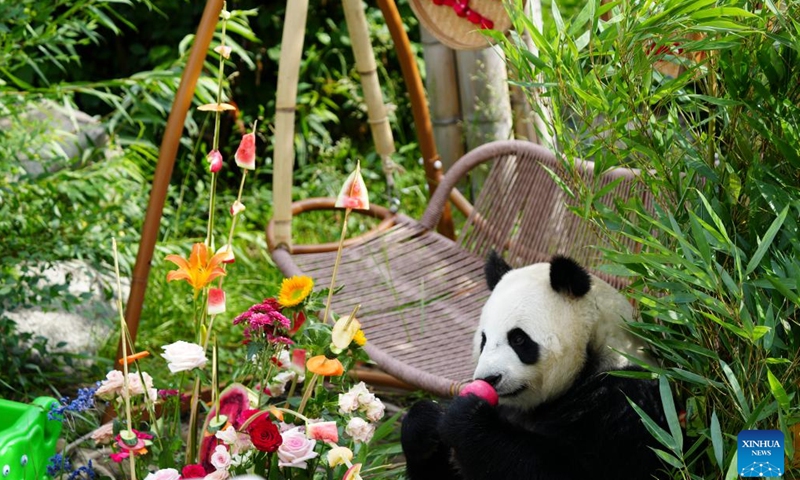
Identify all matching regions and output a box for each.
[210,444,232,471]
[95,370,124,399]
[144,468,181,480]
[277,426,318,469]
[203,469,230,480]
[91,422,115,444]
[345,417,375,443]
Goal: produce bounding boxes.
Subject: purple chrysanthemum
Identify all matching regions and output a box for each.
[233,298,292,344]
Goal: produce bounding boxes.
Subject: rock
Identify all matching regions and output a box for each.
[5,260,128,357]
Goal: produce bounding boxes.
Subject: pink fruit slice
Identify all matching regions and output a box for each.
[459,379,499,406]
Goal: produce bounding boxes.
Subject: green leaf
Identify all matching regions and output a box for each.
[725,450,739,480]
[745,205,788,276]
[654,448,684,469]
[720,361,751,419]
[627,397,678,453]
[710,410,724,467]
[766,369,790,413]
[659,376,683,452]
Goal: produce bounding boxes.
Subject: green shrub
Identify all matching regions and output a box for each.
[499,0,800,477]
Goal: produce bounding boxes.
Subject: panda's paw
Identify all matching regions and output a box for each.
[440,394,496,446]
[401,400,447,460]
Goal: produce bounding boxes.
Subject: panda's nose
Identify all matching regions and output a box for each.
[480,374,502,387]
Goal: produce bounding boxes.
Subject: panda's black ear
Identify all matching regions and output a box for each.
[485,250,512,291]
[550,255,591,297]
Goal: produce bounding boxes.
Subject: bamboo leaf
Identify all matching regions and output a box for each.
[627,397,678,453]
[721,361,751,419]
[766,369,790,413]
[710,410,724,467]
[659,376,684,452]
[745,205,788,276]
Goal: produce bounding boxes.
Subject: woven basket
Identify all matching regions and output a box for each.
[410,0,522,50]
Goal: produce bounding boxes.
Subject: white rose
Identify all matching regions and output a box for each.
[268,370,296,396]
[338,391,360,414]
[161,341,207,373]
[363,397,385,422]
[345,417,375,443]
[211,444,232,470]
[277,426,318,469]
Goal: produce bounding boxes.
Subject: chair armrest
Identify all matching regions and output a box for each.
[266,197,396,253]
[420,140,557,230]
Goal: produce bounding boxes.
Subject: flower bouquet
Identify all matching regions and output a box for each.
[44,6,397,480]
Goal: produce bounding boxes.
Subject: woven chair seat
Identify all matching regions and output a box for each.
[268,140,650,397]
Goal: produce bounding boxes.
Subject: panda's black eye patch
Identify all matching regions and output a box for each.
[480,331,487,353]
[507,328,539,364]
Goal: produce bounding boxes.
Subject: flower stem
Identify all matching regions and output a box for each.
[322,208,351,325]
[186,375,201,465]
[297,373,320,415]
[112,238,137,480]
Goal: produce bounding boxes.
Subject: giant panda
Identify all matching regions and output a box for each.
[401,252,668,480]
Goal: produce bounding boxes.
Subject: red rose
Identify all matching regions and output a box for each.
[247,414,282,452]
[182,464,206,478]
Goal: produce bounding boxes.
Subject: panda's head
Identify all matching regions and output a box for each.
[473,251,646,410]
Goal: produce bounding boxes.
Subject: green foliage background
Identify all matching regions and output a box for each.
[497,0,800,477]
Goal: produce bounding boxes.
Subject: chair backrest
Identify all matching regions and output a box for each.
[454,142,653,287]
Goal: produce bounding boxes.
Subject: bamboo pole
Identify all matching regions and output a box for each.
[516,0,553,148]
[119,0,223,358]
[376,0,455,238]
[456,46,513,152]
[272,0,310,250]
[342,0,397,197]
[420,26,464,172]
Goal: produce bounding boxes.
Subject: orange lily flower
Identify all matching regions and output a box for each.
[165,243,227,291]
[306,355,344,377]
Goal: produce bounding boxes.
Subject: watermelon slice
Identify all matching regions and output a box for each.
[198,383,252,472]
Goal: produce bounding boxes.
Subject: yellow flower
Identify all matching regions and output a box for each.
[353,329,367,347]
[278,275,314,307]
[165,243,227,291]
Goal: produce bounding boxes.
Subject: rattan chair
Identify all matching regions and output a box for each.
[267,139,650,397]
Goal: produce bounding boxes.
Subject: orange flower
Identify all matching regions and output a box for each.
[165,243,227,291]
[306,355,344,376]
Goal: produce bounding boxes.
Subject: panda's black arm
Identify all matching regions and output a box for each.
[439,395,584,480]
[401,400,462,480]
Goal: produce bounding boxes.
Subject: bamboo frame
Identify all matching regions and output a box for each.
[271,0,310,250]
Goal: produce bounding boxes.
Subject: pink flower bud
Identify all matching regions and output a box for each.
[215,244,235,264]
[230,200,246,216]
[235,132,256,170]
[208,288,226,315]
[207,150,223,173]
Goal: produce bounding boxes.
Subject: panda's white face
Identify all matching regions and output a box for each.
[473,263,594,409]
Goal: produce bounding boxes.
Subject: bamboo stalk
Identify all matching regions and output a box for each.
[421,26,464,172]
[342,0,396,191]
[456,45,513,152]
[272,0,310,251]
